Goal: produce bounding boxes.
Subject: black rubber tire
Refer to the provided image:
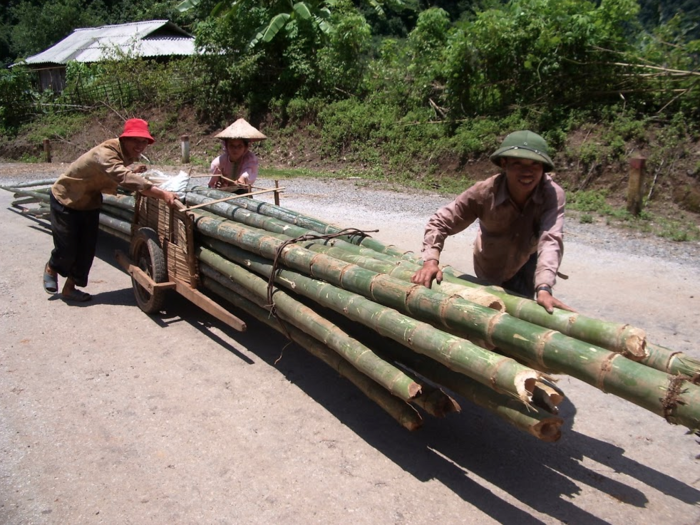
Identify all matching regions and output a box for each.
[130,227,167,314]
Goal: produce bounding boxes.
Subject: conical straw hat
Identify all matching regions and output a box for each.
[215,118,267,141]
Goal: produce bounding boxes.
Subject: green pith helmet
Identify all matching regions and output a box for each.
[490,130,555,172]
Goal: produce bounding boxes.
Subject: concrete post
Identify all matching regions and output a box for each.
[181,135,190,164]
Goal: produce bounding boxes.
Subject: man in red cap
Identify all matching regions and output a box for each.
[43,118,179,302]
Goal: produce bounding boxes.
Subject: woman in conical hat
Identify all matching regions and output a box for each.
[208,118,267,193]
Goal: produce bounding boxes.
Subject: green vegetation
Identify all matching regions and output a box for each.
[568,189,700,241]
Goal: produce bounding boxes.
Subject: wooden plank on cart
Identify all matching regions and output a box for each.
[174,281,247,332]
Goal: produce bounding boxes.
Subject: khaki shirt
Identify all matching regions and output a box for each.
[422,173,565,289]
[51,138,153,210]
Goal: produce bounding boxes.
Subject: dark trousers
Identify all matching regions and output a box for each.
[501,252,537,298]
[49,192,101,288]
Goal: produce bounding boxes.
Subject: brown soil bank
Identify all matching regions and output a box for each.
[2,107,699,221]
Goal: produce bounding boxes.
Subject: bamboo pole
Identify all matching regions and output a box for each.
[188,188,645,361]
[642,343,700,379]
[98,213,131,237]
[200,275,423,431]
[349,324,563,441]
[0,178,57,190]
[11,196,40,208]
[410,383,461,418]
[4,188,52,203]
[196,257,422,402]
[103,194,137,211]
[188,187,648,362]
[206,267,559,439]
[101,204,135,222]
[404,261,649,359]
[184,195,507,315]
[189,214,700,431]
[184,188,284,211]
[191,187,409,257]
[84,191,700,379]
[198,240,542,405]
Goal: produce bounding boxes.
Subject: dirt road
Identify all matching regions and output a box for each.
[1,167,699,524]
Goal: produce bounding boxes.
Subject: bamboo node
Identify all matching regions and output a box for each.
[662,374,691,422]
[595,353,620,392]
[533,330,557,370]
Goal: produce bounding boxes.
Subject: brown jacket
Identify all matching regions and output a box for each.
[422,172,565,289]
[51,138,153,210]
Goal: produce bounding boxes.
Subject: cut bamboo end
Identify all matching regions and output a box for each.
[532,417,564,442]
[621,327,648,360]
[514,370,540,404]
[397,412,424,431]
[532,378,566,414]
[537,378,566,406]
[411,385,462,418]
[407,382,423,399]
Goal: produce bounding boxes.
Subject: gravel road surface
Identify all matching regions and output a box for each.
[1,163,699,524]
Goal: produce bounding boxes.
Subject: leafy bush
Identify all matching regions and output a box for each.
[0,66,37,134]
[568,189,612,214]
[443,0,640,119]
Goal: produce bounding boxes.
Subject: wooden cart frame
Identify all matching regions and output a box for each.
[115,194,247,331]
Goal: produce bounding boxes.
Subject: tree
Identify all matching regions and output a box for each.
[442,0,641,119]
[9,0,107,59]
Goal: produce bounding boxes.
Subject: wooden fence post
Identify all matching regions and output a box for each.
[274,180,280,206]
[43,139,51,163]
[627,157,646,216]
[181,135,190,164]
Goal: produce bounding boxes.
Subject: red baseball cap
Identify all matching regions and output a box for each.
[120,118,155,144]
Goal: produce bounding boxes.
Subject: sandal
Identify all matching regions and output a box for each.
[61,289,92,302]
[43,265,58,294]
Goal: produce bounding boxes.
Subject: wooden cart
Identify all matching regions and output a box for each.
[115,194,247,332]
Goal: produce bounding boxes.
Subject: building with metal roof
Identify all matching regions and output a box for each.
[17,20,196,93]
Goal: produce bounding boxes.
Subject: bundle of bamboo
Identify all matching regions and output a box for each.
[4,179,698,442]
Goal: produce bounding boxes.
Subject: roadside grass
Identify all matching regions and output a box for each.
[261,169,700,242]
[23,112,93,144]
[568,189,700,242]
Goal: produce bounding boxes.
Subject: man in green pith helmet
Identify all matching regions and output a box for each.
[411,130,574,314]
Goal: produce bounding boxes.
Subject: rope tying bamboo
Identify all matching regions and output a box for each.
[265,228,379,341]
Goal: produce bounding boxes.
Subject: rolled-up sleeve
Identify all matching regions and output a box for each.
[534,185,566,288]
[421,188,479,262]
[237,152,259,184]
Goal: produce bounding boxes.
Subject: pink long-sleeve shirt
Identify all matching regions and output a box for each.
[208,150,259,189]
[421,172,565,289]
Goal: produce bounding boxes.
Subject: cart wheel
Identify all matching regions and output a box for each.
[130,227,167,314]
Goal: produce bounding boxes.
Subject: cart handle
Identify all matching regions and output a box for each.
[179,188,285,212]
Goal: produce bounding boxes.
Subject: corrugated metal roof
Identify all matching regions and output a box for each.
[22,20,196,66]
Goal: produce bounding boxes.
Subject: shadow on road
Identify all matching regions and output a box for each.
[59,221,700,523]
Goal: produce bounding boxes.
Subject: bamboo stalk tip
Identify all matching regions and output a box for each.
[534,417,564,442]
[622,329,648,360]
[517,372,541,404]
